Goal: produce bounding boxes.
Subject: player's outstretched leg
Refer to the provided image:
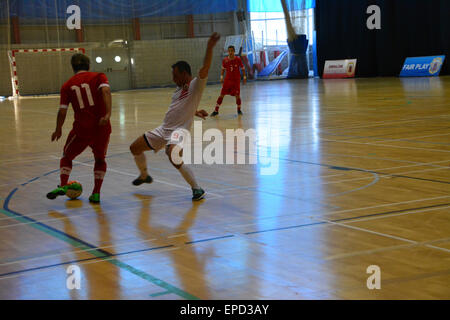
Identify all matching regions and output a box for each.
[130,135,153,186]
[89,158,107,203]
[46,156,72,200]
[48,131,88,200]
[211,95,224,117]
[166,144,205,201]
[236,95,243,115]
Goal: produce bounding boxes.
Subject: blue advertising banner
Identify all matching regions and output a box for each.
[400,56,446,77]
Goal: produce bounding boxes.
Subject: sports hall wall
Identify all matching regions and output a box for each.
[315,0,450,77]
[0,0,241,96]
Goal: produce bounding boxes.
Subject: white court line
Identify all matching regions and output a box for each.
[0,190,222,229]
[318,154,450,169]
[315,131,450,147]
[0,155,60,164]
[168,233,188,239]
[0,191,253,270]
[4,151,448,226]
[324,244,416,260]
[395,166,449,176]
[325,237,450,260]
[320,138,450,153]
[310,216,450,254]
[0,181,241,223]
[373,159,450,172]
[4,196,447,274]
[3,152,447,224]
[203,164,446,191]
[319,195,450,218]
[342,205,450,224]
[4,196,448,280]
[13,107,162,126]
[316,115,450,132]
[372,132,450,142]
[363,135,450,146]
[0,169,246,225]
[10,167,437,232]
[328,172,379,198]
[49,156,223,198]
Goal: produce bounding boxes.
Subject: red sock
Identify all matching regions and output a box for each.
[215,96,223,112]
[236,98,242,110]
[60,157,72,186]
[93,159,107,194]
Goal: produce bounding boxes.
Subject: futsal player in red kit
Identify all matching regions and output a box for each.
[210,45,246,116]
[47,53,112,203]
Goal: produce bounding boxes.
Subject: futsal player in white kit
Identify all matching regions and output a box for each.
[129,32,220,201]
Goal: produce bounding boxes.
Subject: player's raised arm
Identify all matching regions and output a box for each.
[199,32,221,79]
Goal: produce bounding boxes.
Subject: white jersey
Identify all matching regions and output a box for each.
[152,76,207,140]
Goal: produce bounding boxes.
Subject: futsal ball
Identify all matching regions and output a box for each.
[65,181,83,200]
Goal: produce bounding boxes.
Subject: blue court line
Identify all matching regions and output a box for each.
[3,201,448,277]
[113,245,174,257]
[21,176,40,186]
[185,234,235,245]
[226,149,450,185]
[1,191,198,299]
[265,156,450,185]
[329,166,352,171]
[145,147,449,188]
[323,126,449,140]
[0,250,107,278]
[1,156,199,300]
[4,188,111,257]
[149,290,172,297]
[0,240,174,278]
[43,169,61,176]
[2,149,447,295]
[245,222,324,235]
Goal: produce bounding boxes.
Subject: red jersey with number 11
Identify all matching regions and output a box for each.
[60,71,111,138]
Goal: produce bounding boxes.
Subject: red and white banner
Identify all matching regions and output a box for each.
[323,59,357,79]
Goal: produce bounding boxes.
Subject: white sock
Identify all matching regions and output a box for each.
[178,165,200,189]
[134,153,148,178]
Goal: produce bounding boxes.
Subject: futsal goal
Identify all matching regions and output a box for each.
[7,47,85,97]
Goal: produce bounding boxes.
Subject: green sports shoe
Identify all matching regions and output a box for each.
[46,185,68,200]
[89,193,101,204]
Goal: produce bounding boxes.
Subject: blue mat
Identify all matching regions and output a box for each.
[257,50,288,77]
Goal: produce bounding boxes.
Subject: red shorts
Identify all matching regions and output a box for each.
[63,128,111,160]
[220,80,240,96]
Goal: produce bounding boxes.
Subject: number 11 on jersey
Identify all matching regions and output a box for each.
[71,83,94,109]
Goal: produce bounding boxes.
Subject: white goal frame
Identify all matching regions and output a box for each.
[7,47,85,98]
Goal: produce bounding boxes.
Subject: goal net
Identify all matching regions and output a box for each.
[8,48,85,97]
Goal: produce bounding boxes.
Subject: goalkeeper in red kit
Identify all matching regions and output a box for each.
[47,53,112,203]
[210,45,246,116]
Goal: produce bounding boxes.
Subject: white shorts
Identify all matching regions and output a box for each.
[143,131,169,153]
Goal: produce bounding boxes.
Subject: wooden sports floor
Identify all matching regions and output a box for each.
[0,76,449,299]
